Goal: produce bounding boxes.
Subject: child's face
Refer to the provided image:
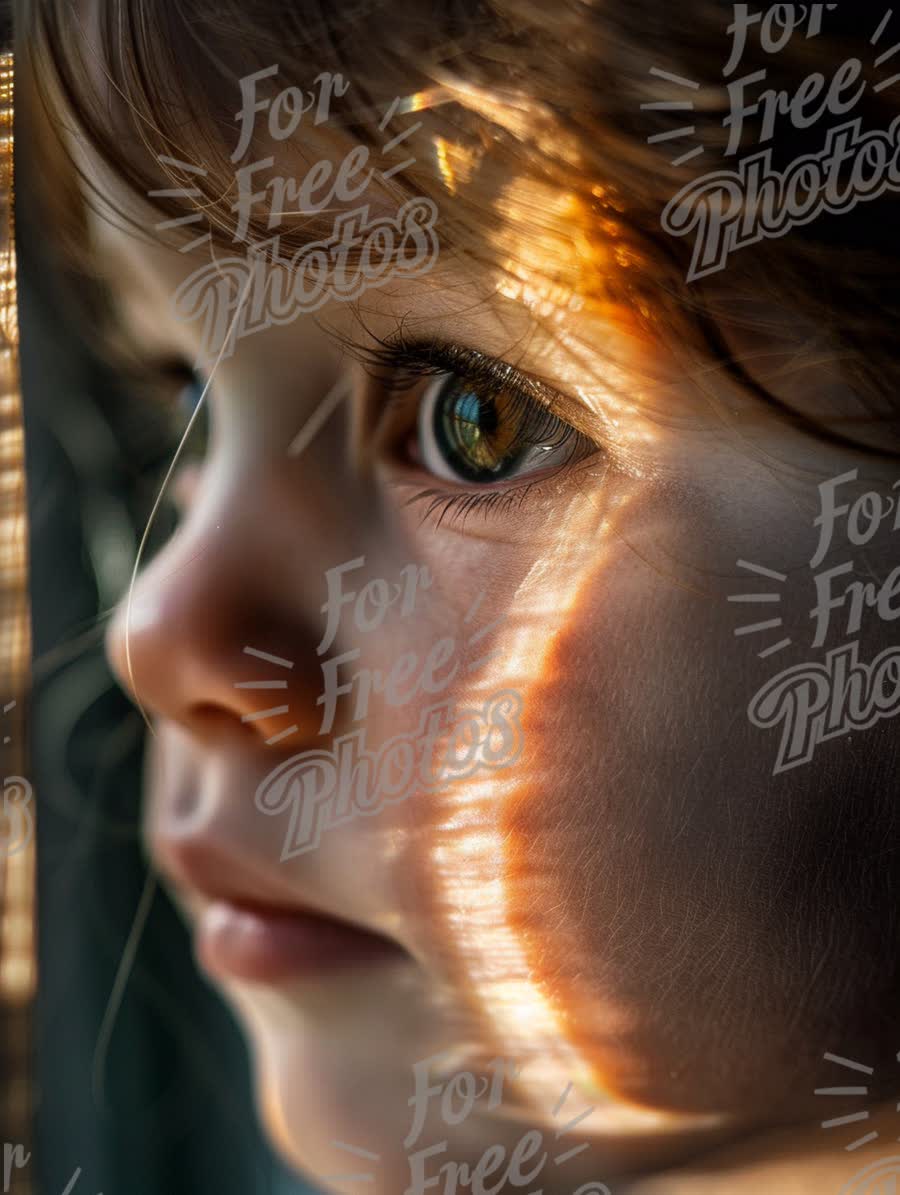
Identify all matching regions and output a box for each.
[90,112,900,1190]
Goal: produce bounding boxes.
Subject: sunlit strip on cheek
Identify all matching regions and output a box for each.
[427,488,728,1138]
[426,486,670,1129]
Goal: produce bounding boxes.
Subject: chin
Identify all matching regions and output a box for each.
[208,964,440,1190]
[212,972,744,1195]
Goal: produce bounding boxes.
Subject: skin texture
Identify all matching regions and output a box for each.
[78,98,900,1192]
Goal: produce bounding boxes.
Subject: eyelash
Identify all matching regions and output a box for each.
[361,336,602,527]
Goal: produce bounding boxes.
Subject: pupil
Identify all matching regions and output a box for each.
[435,377,523,483]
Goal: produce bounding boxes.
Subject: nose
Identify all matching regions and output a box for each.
[105,512,324,746]
[103,432,374,748]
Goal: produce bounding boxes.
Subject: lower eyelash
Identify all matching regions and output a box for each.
[400,484,542,530]
[390,429,607,531]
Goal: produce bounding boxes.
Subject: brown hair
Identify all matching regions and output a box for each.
[18,0,900,448]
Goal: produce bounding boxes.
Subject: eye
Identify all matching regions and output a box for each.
[178,370,207,417]
[364,337,605,524]
[414,371,586,486]
[173,367,210,457]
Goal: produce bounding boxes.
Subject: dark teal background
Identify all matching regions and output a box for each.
[18,108,319,1195]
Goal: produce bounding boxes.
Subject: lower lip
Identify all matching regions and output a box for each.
[196,900,405,984]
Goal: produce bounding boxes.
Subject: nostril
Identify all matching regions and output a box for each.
[170,786,203,820]
[187,702,261,742]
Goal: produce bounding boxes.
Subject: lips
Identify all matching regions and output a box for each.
[196,898,406,984]
[150,821,408,985]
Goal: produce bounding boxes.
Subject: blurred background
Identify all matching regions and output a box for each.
[18,113,318,1195]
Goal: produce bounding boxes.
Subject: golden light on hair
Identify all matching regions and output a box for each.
[485,174,646,326]
[427,72,583,168]
[0,47,37,1195]
[432,136,481,196]
[0,50,34,1008]
[397,87,455,115]
[401,72,647,313]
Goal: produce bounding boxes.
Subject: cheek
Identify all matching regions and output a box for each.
[496,542,757,1116]
[413,478,880,1121]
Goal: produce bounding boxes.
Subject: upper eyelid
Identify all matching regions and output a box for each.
[376,337,551,399]
[363,335,604,446]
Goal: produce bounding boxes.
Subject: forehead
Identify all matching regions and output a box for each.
[57,20,893,465]
[78,75,418,226]
[69,67,624,373]
[58,6,642,334]
[75,126,871,469]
